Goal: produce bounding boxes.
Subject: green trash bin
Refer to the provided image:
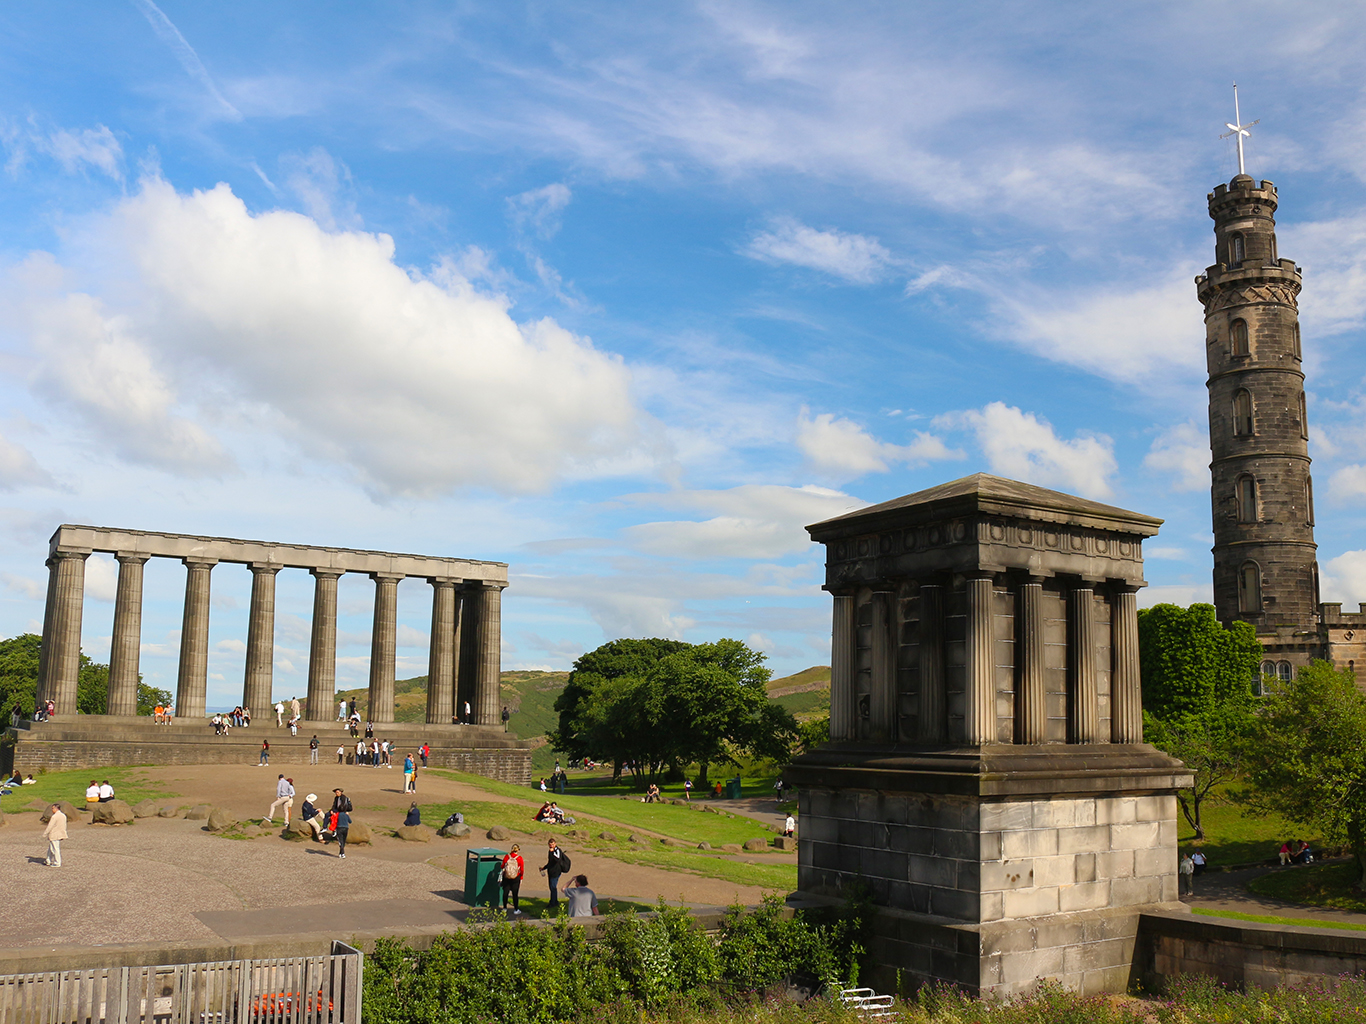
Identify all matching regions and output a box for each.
[726,778,742,800]
[465,847,506,907]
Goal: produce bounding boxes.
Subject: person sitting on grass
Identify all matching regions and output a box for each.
[534,801,554,822]
[403,802,421,827]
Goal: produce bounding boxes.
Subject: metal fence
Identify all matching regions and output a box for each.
[0,942,362,1024]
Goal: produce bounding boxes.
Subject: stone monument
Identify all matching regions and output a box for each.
[784,473,1192,997]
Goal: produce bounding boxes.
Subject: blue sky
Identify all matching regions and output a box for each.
[4,2,1366,708]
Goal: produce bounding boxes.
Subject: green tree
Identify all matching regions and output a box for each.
[1138,603,1262,839]
[1243,660,1366,882]
[0,633,41,723]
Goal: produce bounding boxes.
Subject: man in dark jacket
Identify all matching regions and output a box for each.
[538,837,570,910]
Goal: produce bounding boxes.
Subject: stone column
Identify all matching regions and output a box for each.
[46,551,89,716]
[1016,576,1046,744]
[176,558,216,720]
[451,589,466,720]
[305,569,344,721]
[964,571,996,745]
[35,556,60,706]
[426,578,458,725]
[243,563,281,717]
[1110,584,1143,744]
[107,554,149,716]
[828,593,856,742]
[1069,582,1098,744]
[917,584,945,742]
[473,583,506,726]
[368,573,401,724]
[869,588,897,742]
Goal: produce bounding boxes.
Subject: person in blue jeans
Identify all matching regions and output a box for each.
[539,837,570,911]
[258,740,269,765]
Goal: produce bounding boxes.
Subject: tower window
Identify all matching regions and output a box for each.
[1271,234,1278,261]
[1233,389,1254,436]
[1230,233,1246,265]
[1299,392,1308,439]
[1306,476,1315,526]
[1238,560,1262,613]
[1230,319,1249,356]
[1293,324,1302,360]
[1278,661,1293,682]
[1237,476,1257,522]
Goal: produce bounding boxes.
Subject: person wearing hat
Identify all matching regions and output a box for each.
[300,793,325,839]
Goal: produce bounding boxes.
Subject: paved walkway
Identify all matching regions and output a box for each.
[1184,860,1366,926]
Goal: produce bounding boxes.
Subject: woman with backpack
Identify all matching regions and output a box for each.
[500,844,525,915]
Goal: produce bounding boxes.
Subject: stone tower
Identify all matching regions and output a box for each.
[1196,175,1318,643]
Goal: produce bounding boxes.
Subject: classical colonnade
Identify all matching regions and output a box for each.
[35,526,509,725]
[826,574,1143,747]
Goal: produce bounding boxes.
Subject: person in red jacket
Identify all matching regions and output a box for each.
[500,844,525,915]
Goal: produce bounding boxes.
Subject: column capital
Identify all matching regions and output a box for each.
[309,567,345,580]
[48,548,91,565]
[248,562,284,575]
[370,571,405,583]
[183,557,218,569]
[1070,576,1103,589]
[467,580,508,592]
[965,567,1001,582]
[114,551,151,565]
[428,576,461,587]
[1109,578,1145,593]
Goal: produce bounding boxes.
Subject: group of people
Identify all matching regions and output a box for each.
[83,779,116,805]
[1178,850,1208,894]
[533,801,573,825]
[153,703,173,723]
[1279,840,1316,866]
[32,699,55,722]
[498,837,597,917]
[263,776,357,858]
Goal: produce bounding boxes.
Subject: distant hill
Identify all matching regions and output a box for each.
[767,665,830,720]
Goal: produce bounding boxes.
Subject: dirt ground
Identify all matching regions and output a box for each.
[0,764,772,951]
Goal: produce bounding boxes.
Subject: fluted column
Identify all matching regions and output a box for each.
[917,584,945,742]
[1016,576,1046,744]
[243,563,280,716]
[1110,585,1143,744]
[964,571,996,745]
[1069,582,1098,743]
[107,554,149,716]
[35,557,60,706]
[426,578,458,725]
[473,583,506,726]
[368,573,401,723]
[828,593,856,742]
[451,589,466,721]
[869,588,897,742]
[47,551,89,716]
[305,569,344,721]
[176,558,216,720]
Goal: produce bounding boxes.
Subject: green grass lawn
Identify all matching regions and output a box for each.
[0,766,178,814]
[1192,907,1366,931]
[1247,862,1366,913]
[1176,799,1321,868]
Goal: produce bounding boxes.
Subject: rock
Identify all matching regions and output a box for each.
[721,843,742,854]
[91,799,135,825]
[282,818,313,841]
[346,821,372,845]
[773,836,797,851]
[396,824,435,842]
[742,838,768,852]
[627,834,644,844]
[659,837,680,846]
[132,799,160,818]
[40,801,81,823]
[696,841,711,851]
[669,799,685,806]
[185,804,212,820]
[487,825,512,841]
[598,831,618,842]
[159,805,185,818]
[206,807,237,832]
[27,799,49,813]
[440,822,472,838]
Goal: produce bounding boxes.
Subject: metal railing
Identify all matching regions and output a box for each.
[838,987,895,1020]
[0,942,362,1024]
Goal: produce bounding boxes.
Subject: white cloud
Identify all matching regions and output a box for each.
[1321,550,1366,605]
[396,624,430,648]
[84,554,117,603]
[130,0,241,119]
[0,431,54,490]
[43,125,124,180]
[280,148,357,231]
[0,573,43,601]
[796,408,960,479]
[1281,214,1366,338]
[507,184,572,239]
[1144,546,1191,561]
[1138,583,1213,609]
[1143,422,1210,492]
[1329,464,1366,502]
[939,401,1117,498]
[4,177,645,496]
[743,217,895,283]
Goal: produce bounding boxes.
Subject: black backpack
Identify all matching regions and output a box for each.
[556,849,571,874]
[444,812,464,827]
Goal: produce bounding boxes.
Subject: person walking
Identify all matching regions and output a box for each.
[501,706,510,731]
[500,843,525,914]
[290,697,300,722]
[1179,852,1196,896]
[275,702,284,727]
[334,805,351,859]
[783,814,796,837]
[561,875,599,917]
[337,699,347,722]
[683,779,692,801]
[309,735,319,764]
[42,804,68,867]
[258,739,270,766]
[403,753,415,793]
[420,743,429,768]
[265,775,295,823]
[462,700,472,725]
[539,837,570,912]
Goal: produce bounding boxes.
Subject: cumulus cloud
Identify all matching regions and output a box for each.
[1143,422,1210,492]
[743,217,895,283]
[0,431,54,490]
[1321,550,1366,605]
[84,554,118,603]
[939,401,1117,498]
[1282,214,1366,338]
[3,177,645,496]
[1329,464,1366,502]
[621,482,865,559]
[796,408,960,479]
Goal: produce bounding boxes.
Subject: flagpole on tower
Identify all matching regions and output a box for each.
[1220,83,1259,176]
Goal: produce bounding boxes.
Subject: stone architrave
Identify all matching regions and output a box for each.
[176,558,216,720]
[107,554,149,716]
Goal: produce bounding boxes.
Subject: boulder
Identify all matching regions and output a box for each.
[696,841,711,851]
[627,834,644,844]
[40,801,81,823]
[440,822,472,839]
[159,805,185,818]
[27,799,49,813]
[487,825,512,841]
[659,837,680,846]
[282,818,313,841]
[742,838,768,852]
[206,806,237,832]
[132,799,160,818]
[773,836,798,852]
[345,820,372,845]
[396,824,435,843]
[598,831,618,842]
[91,799,135,825]
[721,843,742,854]
[185,804,212,820]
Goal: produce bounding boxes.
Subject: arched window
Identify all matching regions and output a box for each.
[1299,392,1308,439]
[1233,389,1254,436]
[1278,661,1293,682]
[1306,476,1315,526]
[1238,560,1262,613]
[1293,323,1302,360]
[1230,233,1246,265]
[1259,660,1276,695]
[1230,319,1249,356]
[1237,475,1257,522]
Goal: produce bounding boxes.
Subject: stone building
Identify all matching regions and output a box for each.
[1198,176,1366,678]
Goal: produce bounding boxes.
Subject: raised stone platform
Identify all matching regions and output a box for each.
[2,716,533,785]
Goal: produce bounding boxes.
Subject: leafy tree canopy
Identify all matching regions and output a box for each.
[0,633,169,720]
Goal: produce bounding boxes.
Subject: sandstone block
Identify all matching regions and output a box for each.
[598,831,618,842]
[722,843,742,853]
[159,805,185,818]
[185,804,212,820]
[742,838,768,852]
[91,799,135,825]
[627,834,644,844]
[132,799,160,818]
[773,836,797,851]
[282,818,312,841]
[396,824,435,842]
[487,826,512,841]
[206,807,237,832]
[346,821,372,844]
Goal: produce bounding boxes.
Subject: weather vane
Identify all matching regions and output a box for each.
[1220,83,1258,176]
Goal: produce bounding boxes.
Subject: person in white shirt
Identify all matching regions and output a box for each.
[98,780,115,802]
[264,775,295,823]
[783,814,796,837]
[337,700,347,722]
[85,781,99,806]
[275,702,285,727]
